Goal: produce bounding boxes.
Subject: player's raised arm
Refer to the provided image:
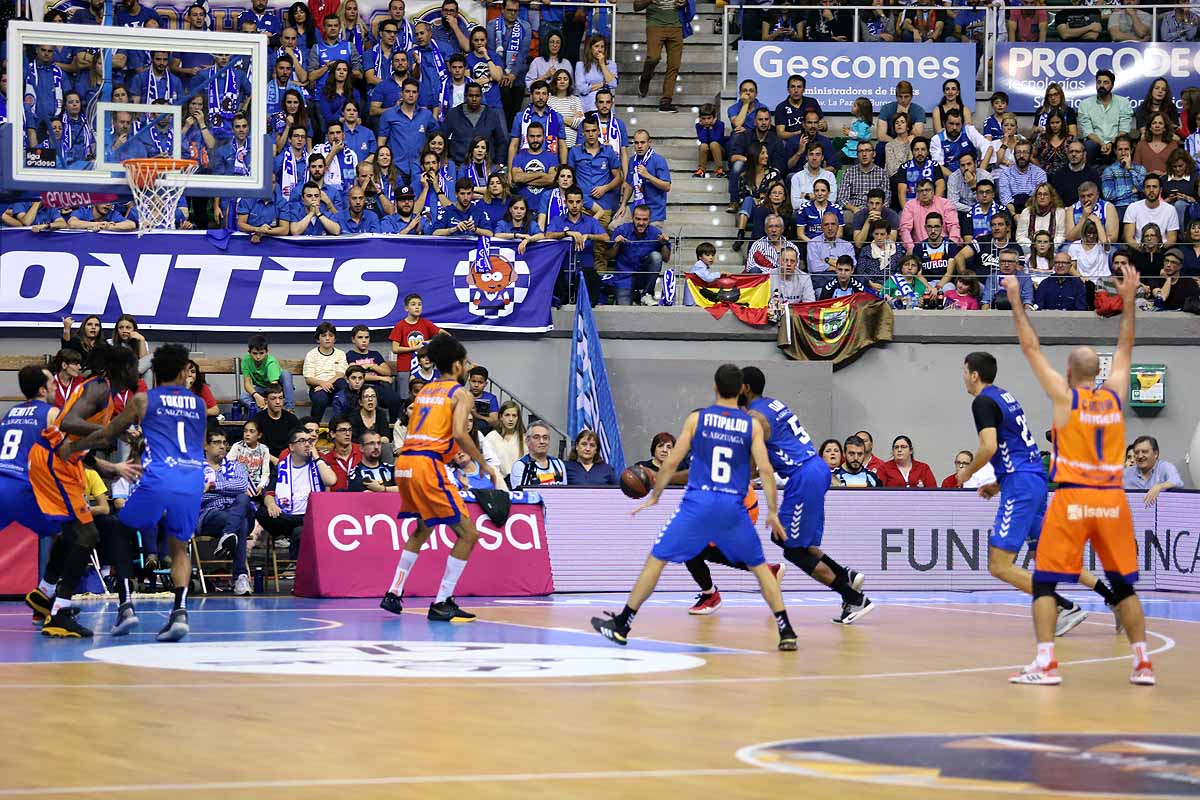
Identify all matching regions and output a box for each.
[1005,275,1070,405]
[58,392,147,460]
[749,415,784,542]
[634,412,697,514]
[451,386,502,488]
[1103,263,1140,396]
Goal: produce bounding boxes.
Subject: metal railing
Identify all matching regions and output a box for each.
[485,374,571,458]
[719,2,1198,97]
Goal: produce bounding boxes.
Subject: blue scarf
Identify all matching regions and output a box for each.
[545,188,565,223]
[503,19,522,70]
[61,114,94,159]
[149,123,173,156]
[26,61,64,118]
[273,456,322,514]
[630,147,655,205]
[145,68,172,103]
[281,147,307,199]
[207,66,240,127]
[418,42,447,107]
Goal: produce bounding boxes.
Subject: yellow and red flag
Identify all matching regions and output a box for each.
[686,274,772,326]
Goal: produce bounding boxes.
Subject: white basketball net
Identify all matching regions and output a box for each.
[124,160,198,234]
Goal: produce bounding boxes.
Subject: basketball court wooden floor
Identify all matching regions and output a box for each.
[1,590,1198,800]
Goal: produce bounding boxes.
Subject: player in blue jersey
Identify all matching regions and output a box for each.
[60,344,208,642]
[592,364,799,651]
[957,352,1120,635]
[741,367,876,625]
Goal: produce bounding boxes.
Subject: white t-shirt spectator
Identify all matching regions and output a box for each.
[1123,200,1179,243]
[303,346,349,384]
[1067,240,1112,279]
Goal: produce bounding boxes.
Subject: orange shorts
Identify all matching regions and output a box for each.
[395,453,468,527]
[745,490,759,525]
[28,441,93,526]
[1035,487,1138,584]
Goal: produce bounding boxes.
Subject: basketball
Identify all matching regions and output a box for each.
[619,465,652,499]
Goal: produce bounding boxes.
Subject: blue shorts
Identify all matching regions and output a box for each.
[0,475,61,537]
[777,456,831,550]
[119,481,202,542]
[989,470,1048,553]
[651,491,765,568]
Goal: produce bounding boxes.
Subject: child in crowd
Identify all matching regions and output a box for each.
[331,364,367,417]
[345,324,400,419]
[841,97,874,162]
[467,365,500,435]
[942,275,983,309]
[694,103,726,179]
[982,91,1008,140]
[228,419,272,491]
[387,293,441,400]
[410,350,440,384]
[240,334,294,413]
[683,242,722,306]
[302,322,348,422]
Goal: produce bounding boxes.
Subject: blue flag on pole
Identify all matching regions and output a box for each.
[567,279,625,472]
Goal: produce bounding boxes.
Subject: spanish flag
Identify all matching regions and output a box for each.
[686,274,772,326]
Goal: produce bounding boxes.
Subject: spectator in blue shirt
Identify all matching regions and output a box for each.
[981,249,1033,308]
[610,205,672,305]
[431,0,476,56]
[340,101,377,161]
[288,181,342,235]
[510,122,558,209]
[565,430,618,486]
[444,82,510,165]
[509,81,568,168]
[618,129,672,225]
[545,186,610,305]
[1034,251,1089,310]
[727,79,768,136]
[23,45,67,146]
[237,192,290,243]
[412,21,449,112]
[309,15,363,84]
[488,0,532,124]
[369,50,413,118]
[567,117,622,224]
[376,80,439,170]
[68,202,136,232]
[238,0,281,36]
[898,137,945,206]
[433,178,495,236]
[467,365,501,433]
[213,114,254,178]
[338,186,382,233]
[58,92,94,168]
[117,0,162,28]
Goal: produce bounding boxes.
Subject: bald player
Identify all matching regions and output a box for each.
[1002,266,1153,687]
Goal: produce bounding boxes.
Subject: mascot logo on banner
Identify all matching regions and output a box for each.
[818,300,852,343]
[453,241,530,319]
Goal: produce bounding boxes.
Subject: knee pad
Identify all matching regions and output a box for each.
[1109,579,1136,604]
[785,547,821,576]
[1032,580,1058,599]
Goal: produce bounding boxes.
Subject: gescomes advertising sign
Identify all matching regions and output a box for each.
[738,42,977,113]
[995,42,1200,113]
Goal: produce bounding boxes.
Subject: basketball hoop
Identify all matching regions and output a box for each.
[122,158,198,233]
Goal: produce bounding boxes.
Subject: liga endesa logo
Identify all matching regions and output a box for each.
[326,510,545,553]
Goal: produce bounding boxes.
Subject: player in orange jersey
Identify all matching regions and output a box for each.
[380,333,502,623]
[1003,267,1154,687]
[27,345,142,638]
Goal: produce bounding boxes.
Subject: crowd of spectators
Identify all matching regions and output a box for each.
[725,69,1200,314]
[5,0,692,307]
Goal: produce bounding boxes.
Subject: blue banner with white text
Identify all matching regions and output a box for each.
[738,42,976,113]
[996,43,1200,113]
[0,230,569,333]
[567,280,625,473]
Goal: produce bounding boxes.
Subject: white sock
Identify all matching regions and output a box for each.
[50,597,71,615]
[436,556,468,603]
[389,550,418,596]
[37,580,55,597]
[1036,642,1056,668]
[1132,641,1149,664]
